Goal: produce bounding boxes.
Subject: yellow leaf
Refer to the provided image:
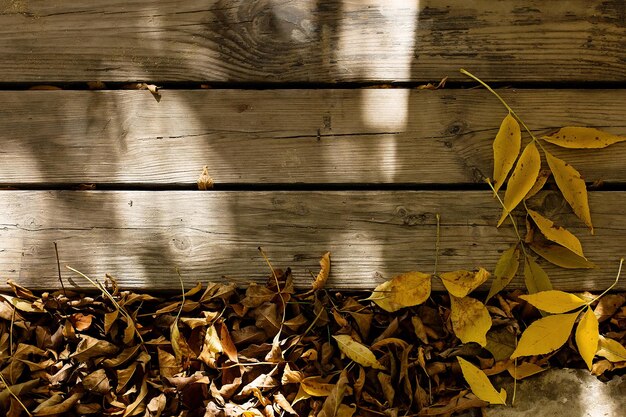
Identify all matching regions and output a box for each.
[487,244,520,301]
[506,362,546,380]
[332,335,385,369]
[450,296,492,347]
[440,268,490,298]
[519,290,586,313]
[596,336,626,363]
[542,127,626,149]
[300,376,335,397]
[575,308,599,370]
[493,113,521,193]
[498,142,541,226]
[529,242,595,269]
[545,151,593,233]
[511,312,579,358]
[457,357,507,405]
[523,256,552,294]
[527,209,584,258]
[312,252,331,291]
[367,272,431,312]
[524,169,551,201]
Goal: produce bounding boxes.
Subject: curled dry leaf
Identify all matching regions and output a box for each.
[312,252,331,292]
[317,370,350,417]
[519,290,587,314]
[450,296,492,347]
[523,256,552,294]
[492,113,521,193]
[70,335,118,361]
[511,312,579,358]
[497,142,541,227]
[487,245,520,301]
[439,268,490,298]
[575,308,599,370]
[367,272,431,312]
[545,150,593,233]
[457,357,506,405]
[332,335,385,369]
[197,166,214,190]
[529,242,595,269]
[527,209,584,258]
[542,127,626,149]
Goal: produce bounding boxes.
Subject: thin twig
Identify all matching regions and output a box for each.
[434,213,441,275]
[53,242,66,296]
[0,373,33,416]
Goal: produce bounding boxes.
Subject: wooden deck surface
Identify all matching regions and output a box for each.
[1,0,625,291]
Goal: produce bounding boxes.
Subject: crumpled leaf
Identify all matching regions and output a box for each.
[487,245,520,301]
[511,312,579,358]
[332,335,384,369]
[542,127,626,149]
[527,209,584,258]
[529,242,595,269]
[82,369,110,394]
[523,256,552,294]
[457,357,506,405]
[519,290,587,313]
[33,391,84,416]
[498,142,541,226]
[367,272,431,312]
[450,296,492,347]
[492,113,521,193]
[439,268,489,298]
[197,166,214,190]
[575,308,599,370]
[596,336,626,362]
[545,150,593,233]
[311,252,331,292]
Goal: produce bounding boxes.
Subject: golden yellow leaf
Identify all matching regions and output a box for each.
[498,142,541,226]
[367,272,431,312]
[506,362,546,380]
[493,113,521,193]
[312,252,331,291]
[529,242,595,269]
[457,357,507,405]
[440,268,490,298]
[527,209,584,258]
[519,290,586,313]
[510,312,579,358]
[542,127,626,149]
[333,335,385,369]
[575,308,599,370]
[487,244,520,301]
[450,296,492,347]
[545,151,593,233]
[524,169,551,201]
[523,256,552,294]
[596,336,626,363]
[300,376,335,397]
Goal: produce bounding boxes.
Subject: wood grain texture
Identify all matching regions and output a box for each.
[0,0,624,83]
[1,190,624,291]
[2,89,626,185]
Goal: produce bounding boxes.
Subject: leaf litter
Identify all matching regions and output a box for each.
[0,255,624,416]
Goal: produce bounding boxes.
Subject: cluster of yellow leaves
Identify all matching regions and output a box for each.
[488,109,626,296]
[512,288,626,371]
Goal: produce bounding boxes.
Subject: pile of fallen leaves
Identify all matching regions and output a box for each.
[1,256,625,417]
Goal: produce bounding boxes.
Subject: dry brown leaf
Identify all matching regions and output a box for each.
[70,335,118,361]
[197,166,214,190]
[318,370,350,417]
[312,252,331,292]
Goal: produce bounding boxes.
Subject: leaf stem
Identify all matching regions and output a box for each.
[434,213,441,275]
[0,373,32,417]
[460,69,547,152]
[588,258,623,305]
[486,179,524,246]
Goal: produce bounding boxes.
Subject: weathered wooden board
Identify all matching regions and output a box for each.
[1,0,624,83]
[2,89,626,186]
[1,190,623,291]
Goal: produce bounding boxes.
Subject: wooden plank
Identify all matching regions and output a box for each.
[2,89,626,185]
[0,1,624,83]
[1,190,624,291]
